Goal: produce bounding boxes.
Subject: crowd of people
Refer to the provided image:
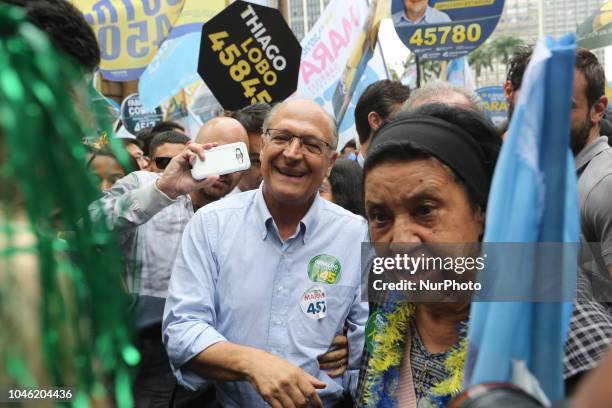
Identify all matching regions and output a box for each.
[2,1,612,408]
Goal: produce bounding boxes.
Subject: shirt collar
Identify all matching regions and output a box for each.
[575,136,609,173]
[254,184,273,240]
[254,183,321,244]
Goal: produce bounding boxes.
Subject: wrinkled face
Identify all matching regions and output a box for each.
[571,70,593,156]
[90,155,125,191]
[237,132,263,191]
[261,102,338,206]
[365,158,483,244]
[150,142,185,173]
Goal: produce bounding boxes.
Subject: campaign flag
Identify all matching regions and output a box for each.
[330,0,387,125]
[445,56,475,92]
[296,0,389,149]
[73,0,185,81]
[465,34,580,404]
[138,1,225,110]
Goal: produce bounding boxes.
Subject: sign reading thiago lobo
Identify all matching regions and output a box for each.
[391,0,505,60]
[198,1,301,110]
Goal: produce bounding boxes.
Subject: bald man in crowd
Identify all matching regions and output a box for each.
[190,117,249,209]
[163,99,369,408]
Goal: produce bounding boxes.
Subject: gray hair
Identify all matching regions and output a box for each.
[263,98,339,150]
[402,82,483,113]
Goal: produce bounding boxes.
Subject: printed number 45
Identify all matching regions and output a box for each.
[307,301,326,314]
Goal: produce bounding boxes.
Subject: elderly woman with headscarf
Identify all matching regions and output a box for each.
[356,103,501,407]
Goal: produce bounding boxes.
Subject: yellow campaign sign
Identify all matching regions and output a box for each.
[72,1,225,81]
[171,0,225,30]
[71,0,184,81]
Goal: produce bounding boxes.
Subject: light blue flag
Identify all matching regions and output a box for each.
[465,34,580,404]
[139,32,201,111]
[445,56,475,91]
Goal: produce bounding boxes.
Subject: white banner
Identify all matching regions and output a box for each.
[296,0,389,149]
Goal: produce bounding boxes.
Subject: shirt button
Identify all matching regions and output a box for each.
[277,286,283,292]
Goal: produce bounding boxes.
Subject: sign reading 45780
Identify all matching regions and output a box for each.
[198,1,301,111]
[391,0,505,61]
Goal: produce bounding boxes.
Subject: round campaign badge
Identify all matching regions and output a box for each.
[391,0,505,60]
[476,86,508,127]
[300,286,327,320]
[120,93,163,135]
[307,254,342,284]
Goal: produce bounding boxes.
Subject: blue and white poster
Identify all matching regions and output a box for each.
[391,0,505,60]
[476,86,508,126]
[295,0,389,150]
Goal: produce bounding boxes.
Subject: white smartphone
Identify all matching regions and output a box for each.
[191,142,251,180]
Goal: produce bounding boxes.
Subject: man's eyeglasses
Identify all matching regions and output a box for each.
[153,157,172,169]
[264,129,334,156]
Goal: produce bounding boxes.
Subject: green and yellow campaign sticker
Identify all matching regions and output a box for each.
[307,254,342,284]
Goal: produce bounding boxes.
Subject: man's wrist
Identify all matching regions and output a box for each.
[155,177,179,200]
[237,347,267,381]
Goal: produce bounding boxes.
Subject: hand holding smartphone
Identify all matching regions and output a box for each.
[191,142,250,180]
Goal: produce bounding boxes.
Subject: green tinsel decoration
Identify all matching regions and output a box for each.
[0,4,139,407]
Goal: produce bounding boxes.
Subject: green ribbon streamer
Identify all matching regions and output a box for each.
[0,5,138,406]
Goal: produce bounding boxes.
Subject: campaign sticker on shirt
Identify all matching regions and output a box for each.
[307,254,342,284]
[300,286,327,320]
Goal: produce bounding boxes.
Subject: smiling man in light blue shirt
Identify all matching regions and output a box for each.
[392,0,451,27]
[163,99,369,408]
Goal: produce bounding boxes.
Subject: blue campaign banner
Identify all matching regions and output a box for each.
[476,86,508,126]
[391,0,504,60]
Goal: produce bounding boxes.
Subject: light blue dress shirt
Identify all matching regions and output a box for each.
[90,170,194,328]
[163,185,369,407]
[392,6,451,26]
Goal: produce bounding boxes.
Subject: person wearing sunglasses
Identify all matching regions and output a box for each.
[89,126,221,407]
[148,131,191,173]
